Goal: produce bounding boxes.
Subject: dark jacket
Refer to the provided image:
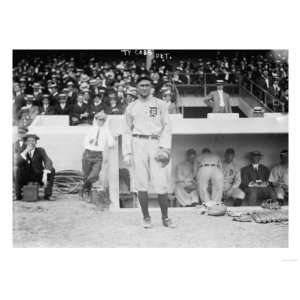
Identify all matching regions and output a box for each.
[49,93,60,106]
[89,102,106,120]
[105,105,123,115]
[52,103,72,115]
[70,103,89,119]
[240,164,270,190]
[17,147,53,174]
[203,90,232,113]
[40,105,55,115]
[13,140,26,155]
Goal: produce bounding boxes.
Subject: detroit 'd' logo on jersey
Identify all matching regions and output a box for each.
[149,106,158,118]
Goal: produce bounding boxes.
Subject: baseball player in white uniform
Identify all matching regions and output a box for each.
[222,148,245,206]
[194,148,224,206]
[269,150,288,205]
[122,75,174,228]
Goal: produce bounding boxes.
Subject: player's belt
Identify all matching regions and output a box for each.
[199,164,217,168]
[132,134,159,140]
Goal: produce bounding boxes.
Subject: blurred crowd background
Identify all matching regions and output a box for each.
[13,50,288,126]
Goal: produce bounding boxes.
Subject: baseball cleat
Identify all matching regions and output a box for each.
[162,218,176,228]
[143,218,153,229]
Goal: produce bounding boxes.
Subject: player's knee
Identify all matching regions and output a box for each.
[233,188,245,200]
[275,187,285,199]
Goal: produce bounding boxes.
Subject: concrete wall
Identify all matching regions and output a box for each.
[15,114,288,208]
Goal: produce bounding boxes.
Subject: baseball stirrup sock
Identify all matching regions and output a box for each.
[138,191,150,219]
[158,194,168,219]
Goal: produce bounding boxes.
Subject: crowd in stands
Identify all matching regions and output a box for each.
[13,51,288,126]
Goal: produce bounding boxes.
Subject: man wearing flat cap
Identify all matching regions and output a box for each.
[240,151,277,206]
[123,75,174,228]
[15,134,55,200]
[269,150,288,205]
[203,80,232,113]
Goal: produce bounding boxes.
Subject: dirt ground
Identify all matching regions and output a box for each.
[13,195,288,248]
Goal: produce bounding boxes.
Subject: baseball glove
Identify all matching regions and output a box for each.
[154,148,171,167]
[184,181,197,193]
[207,202,227,216]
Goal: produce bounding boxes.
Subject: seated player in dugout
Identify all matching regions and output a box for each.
[174,149,199,207]
[14,133,55,201]
[203,80,232,113]
[269,150,288,205]
[240,151,277,206]
[80,111,114,197]
[194,148,224,207]
[222,148,245,206]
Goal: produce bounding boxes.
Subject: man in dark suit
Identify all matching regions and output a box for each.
[15,134,55,200]
[66,81,78,106]
[52,93,72,115]
[48,83,60,106]
[89,95,106,122]
[70,92,90,125]
[203,80,232,113]
[32,82,43,107]
[13,83,26,114]
[13,126,28,155]
[40,94,55,115]
[240,151,277,206]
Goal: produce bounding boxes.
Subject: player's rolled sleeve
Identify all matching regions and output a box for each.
[158,102,172,149]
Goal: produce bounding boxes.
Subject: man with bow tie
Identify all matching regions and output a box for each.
[14,134,55,201]
[240,151,277,206]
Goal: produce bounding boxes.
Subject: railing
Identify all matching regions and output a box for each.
[240,77,288,113]
[168,72,288,114]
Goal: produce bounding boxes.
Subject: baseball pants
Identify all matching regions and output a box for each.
[131,137,169,194]
[197,166,224,204]
[175,183,199,206]
[82,149,103,191]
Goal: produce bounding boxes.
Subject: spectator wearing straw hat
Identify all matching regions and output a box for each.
[52,93,72,115]
[89,95,107,122]
[203,80,232,113]
[13,83,26,113]
[106,91,122,115]
[17,95,40,127]
[48,83,60,106]
[32,83,43,106]
[40,94,55,115]
[66,81,78,105]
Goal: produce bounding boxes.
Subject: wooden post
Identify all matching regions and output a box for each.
[108,136,120,209]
